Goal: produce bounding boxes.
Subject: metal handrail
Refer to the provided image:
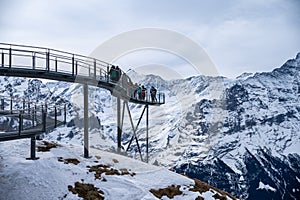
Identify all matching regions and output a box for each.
[0,97,67,136]
[0,42,166,105]
[0,42,110,67]
[0,44,109,77]
[0,95,66,108]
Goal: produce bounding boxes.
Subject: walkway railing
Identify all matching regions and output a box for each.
[0,43,108,78]
[0,95,66,141]
[0,43,165,105]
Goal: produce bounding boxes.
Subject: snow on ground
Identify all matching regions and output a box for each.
[256,181,276,192]
[0,139,236,200]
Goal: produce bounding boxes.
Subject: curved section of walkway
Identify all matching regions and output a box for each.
[0,95,66,141]
[0,43,165,106]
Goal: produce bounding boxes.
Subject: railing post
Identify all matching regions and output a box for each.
[22,99,25,114]
[0,98,4,110]
[42,110,46,132]
[32,52,36,70]
[94,59,96,79]
[88,65,91,77]
[1,51,4,67]
[64,104,67,124]
[55,57,58,72]
[9,48,12,68]
[10,97,12,114]
[54,106,57,128]
[34,104,37,126]
[46,49,50,71]
[75,61,78,75]
[18,113,23,136]
[27,101,30,114]
[107,65,109,82]
[31,108,34,127]
[72,55,75,76]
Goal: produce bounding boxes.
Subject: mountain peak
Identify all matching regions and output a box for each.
[296,52,300,61]
[236,72,253,80]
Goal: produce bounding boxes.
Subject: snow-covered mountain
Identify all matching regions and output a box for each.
[104,52,300,199]
[1,52,300,199]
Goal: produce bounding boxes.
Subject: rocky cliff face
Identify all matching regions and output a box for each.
[127,53,300,199]
[170,53,300,199]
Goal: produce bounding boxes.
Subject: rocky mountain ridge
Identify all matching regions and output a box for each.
[0,53,299,199]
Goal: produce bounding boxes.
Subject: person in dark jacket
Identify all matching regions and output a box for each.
[116,66,121,81]
[141,85,146,100]
[137,85,142,100]
[150,86,157,102]
[133,83,139,99]
[109,66,117,82]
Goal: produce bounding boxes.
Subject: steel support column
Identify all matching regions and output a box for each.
[84,83,89,158]
[30,137,36,159]
[26,136,39,160]
[146,105,149,163]
[117,97,122,153]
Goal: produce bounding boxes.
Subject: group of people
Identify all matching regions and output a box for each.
[133,85,157,102]
[108,65,158,102]
[109,65,122,82]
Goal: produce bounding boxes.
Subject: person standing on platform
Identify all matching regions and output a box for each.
[141,85,146,100]
[150,86,157,102]
[109,66,117,82]
[116,66,121,82]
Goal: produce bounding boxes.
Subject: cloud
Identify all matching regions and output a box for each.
[0,0,299,78]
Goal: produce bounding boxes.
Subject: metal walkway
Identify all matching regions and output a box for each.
[0,43,165,162]
[0,97,66,142]
[0,43,165,105]
[0,96,66,159]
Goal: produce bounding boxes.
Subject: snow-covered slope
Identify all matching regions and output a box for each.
[0,139,236,200]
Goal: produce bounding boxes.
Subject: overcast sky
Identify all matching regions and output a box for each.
[1,0,299,79]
